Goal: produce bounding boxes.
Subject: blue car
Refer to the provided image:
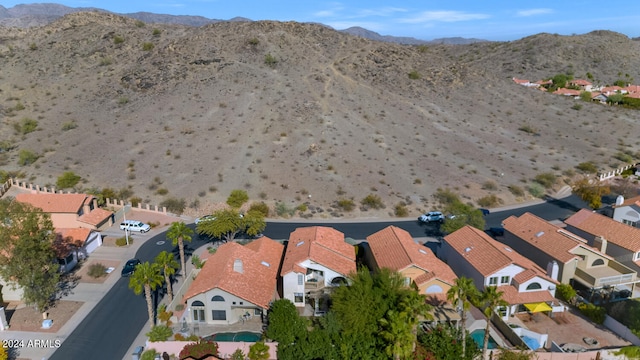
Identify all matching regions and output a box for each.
[121,258,141,277]
[479,208,490,216]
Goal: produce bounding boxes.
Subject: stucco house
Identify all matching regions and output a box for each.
[15,193,113,230]
[612,195,640,227]
[54,228,103,273]
[182,237,284,325]
[365,225,457,302]
[502,213,635,294]
[565,209,640,276]
[441,226,560,320]
[280,226,356,309]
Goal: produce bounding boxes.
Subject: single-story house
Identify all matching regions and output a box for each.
[15,192,113,230]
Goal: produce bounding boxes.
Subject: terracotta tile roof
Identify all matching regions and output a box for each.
[183,237,284,309]
[502,213,582,264]
[78,208,112,226]
[513,269,537,284]
[512,78,530,84]
[534,79,552,85]
[624,85,640,93]
[565,209,640,251]
[280,226,356,277]
[366,226,457,285]
[57,228,92,245]
[615,195,640,207]
[16,193,89,213]
[569,79,592,86]
[444,226,553,281]
[552,88,581,96]
[498,285,557,306]
[601,86,624,95]
[626,93,640,99]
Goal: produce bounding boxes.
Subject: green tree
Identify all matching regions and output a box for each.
[178,340,219,359]
[552,73,568,89]
[447,276,479,359]
[555,283,577,303]
[572,176,610,209]
[495,349,535,360]
[146,324,172,341]
[196,208,265,242]
[379,309,414,360]
[579,91,592,102]
[166,221,193,277]
[417,324,480,360]
[441,202,486,234]
[248,341,271,360]
[129,261,163,327]
[155,251,179,303]
[607,93,624,104]
[0,199,60,317]
[475,286,507,359]
[56,171,82,189]
[227,189,249,208]
[229,348,245,360]
[266,299,307,346]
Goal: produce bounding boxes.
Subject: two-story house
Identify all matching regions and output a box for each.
[182,237,284,325]
[280,226,356,309]
[365,226,457,302]
[441,226,559,319]
[612,195,640,227]
[502,213,636,295]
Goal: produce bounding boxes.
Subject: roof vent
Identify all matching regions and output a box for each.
[233,259,244,273]
[504,247,513,252]
[535,231,544,238]
[261,261,270,267]
[419,249,427,254]
[296,241,305,247]
[464,247,472,253]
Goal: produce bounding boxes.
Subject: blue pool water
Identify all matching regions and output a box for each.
[205,331,261,342]
[522,335,541,350]
[470,329,498,349]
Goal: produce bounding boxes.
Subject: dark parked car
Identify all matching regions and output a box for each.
[487,227,504,237]
[121,258,141,277]
[479,208,490,216]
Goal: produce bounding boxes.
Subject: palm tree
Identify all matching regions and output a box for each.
[447,276,479,359]
[166,221,193,277]
[129,261,164,327]
[155,250,179,303]
[476,286,507,360]
[379,309,414,360]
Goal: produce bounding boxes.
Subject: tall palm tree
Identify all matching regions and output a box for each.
[166,221,193,277]
[155,250,179,303]
[379,309,414,360]
[129,261,164,327]
[476,286,507,360]
[447,276,479,359]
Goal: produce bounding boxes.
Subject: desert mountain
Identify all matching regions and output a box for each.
[1,12,639,217]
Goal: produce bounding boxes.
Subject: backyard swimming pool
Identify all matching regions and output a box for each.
[470,329,498,349]
[205,331,262,342]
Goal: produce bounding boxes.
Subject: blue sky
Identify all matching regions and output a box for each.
[5,1,640,41]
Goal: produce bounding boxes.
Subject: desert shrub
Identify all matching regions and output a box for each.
[17,149,39,166]
[15,117,38,135]
[142,42,154,51]
[433,188,461,206]
[615,152,634,163]
[555,283,576,303]
[113,35,124,44]
[580,91,592,102]
[115,237,132,246]
[247,37,259,46]
[571,103,582,111]
[0,140,16,152]
[160,197,186,215]
[146,325,172,342]
[477,195,502,208]
[394,203,409,217]
[230,348,246,360]
[336,199,355,212]
[152,28,161,36]
[360,194,384,209]
[227,189,249,208]
[135,20,145,28]
[118,97,129,105]
[179,340,219,359]
[155,188,169,195]
[528,183,545,198]
[140,349,158,360]
[61,121,78,131]
[87,263,107,278]
[408,70,421,80]
[296,204,308,212]
[576,161,598,173]
[577,302,606,324]
[518,124,538,135]
[275,202,295,217]
[191,254,204,269]
[534,172,556,188]
[99,57,113,66]
[508,185,525,197]
[130,196,142,207]
[249,202,270,217]
[56,171,81,189]
[482,180,498,191]
[614,347,640,359]
[264,53,277,67]
[13,101,25,111]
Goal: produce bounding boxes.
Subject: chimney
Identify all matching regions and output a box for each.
[546,260,559,281]
[594,236,607,254]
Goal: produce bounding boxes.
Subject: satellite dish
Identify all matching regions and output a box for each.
[615,195,624,206]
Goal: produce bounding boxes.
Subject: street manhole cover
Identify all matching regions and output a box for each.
[156,240,165,245]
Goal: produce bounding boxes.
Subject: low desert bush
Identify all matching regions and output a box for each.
[275,202,295,218]
[61,121,78,131]
[141,42,154,51]
[336,199,355,212]
[361,194,384,209]
[577,302,606,324]
[528,183,545,198]
[477,195,502,208]
[482,180,498,191]
[17,149,39,166]
[507,185,525,197]
[534,172,556,188]
[56,171,81,189]
[394,203,409,217]
[160,197,186,215]
[115,237,132,246]
[87,263,107,278]
[249,202,270,217]
[576,161,598,173]
[146,325,172,342]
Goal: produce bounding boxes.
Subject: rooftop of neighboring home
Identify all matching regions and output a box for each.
[366,225,457,285]
[502,212,593,264]
[280,226,356,277]
[615,194,640,208]
[552,88,581,96]
[565,209,640,252]
[16,193,91,213]
[498,284,557,306]
[569,79,592,86]
[183,237,284,309]
[443,225,553,281]
[57,228,93,245]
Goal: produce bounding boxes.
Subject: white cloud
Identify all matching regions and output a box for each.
[516,8,553,17]
[356,7,407,18]
[399,10,490,24]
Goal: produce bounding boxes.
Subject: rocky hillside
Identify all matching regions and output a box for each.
[1,12,639,217]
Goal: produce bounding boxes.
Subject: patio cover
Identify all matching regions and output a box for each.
[524,302,552,313]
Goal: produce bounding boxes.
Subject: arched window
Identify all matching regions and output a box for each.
[211,295,225,302]
[526,282,542,290]
[425,285,443,294]
[591,259,605,266]
[191,300,204,307]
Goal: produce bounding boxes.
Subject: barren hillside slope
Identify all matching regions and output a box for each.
[1,12,639,217]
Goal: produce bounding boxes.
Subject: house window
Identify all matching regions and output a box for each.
[211,310,226,321]
[592,259,605,266]
[211,295,225,302]
[240,301,244,305]
[294,293,304,303]
[500,276,510,284]
[635,252,640,261]
[232,302,236,305]
[404,277,411,287]
[526,282,542,290]
[192,300,205,322]
[254,308,262,316]
[298,274,304,285]
[624,219,637,227]
[489,277,498,285]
